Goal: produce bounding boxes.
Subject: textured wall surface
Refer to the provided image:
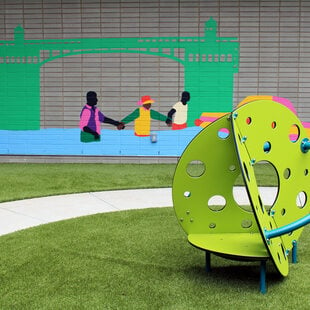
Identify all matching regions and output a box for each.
[1,0,309,129]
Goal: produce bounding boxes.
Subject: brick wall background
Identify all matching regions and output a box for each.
[0,0,309,130]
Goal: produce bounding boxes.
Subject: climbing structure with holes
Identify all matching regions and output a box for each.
[172,96,310,293]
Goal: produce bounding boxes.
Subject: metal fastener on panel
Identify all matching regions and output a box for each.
[301,138,310,153]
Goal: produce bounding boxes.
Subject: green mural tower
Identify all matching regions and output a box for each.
[0,25,40,130]
[185,18,239,125]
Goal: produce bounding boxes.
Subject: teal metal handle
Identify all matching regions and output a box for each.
[265,214,310,240]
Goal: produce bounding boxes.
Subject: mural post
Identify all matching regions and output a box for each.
[0,25,40,130]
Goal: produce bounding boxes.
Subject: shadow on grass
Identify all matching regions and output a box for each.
[184,261,284,291]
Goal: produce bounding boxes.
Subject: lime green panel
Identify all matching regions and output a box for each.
[173,114,264,259]
[232,99,310,276]
[188,233,268,259]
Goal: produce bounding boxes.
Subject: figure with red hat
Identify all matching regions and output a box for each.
[79,91,125,142]
[121,95,171,137]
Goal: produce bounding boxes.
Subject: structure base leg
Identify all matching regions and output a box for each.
[260,260,267,294]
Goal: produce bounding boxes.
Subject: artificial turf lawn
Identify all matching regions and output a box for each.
[0,162,278,203]
[0,163,176,202]
[0,207,309,309]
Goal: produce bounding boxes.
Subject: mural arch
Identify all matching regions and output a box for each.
[0,18,239,130]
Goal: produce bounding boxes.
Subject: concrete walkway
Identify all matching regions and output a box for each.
[0,187,277,236]
[0,188,173,236]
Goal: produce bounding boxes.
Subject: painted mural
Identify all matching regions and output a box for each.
[0,18,239,156]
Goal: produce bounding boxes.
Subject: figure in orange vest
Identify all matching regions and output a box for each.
[121,95,171,137]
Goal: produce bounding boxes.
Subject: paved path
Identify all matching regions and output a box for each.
[0,188,172,236]
[0,187,277,236]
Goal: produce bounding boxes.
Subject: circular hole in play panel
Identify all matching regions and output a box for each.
[184,191,191,198]
[296,191,307,209]
[289,124,300,142]
[229,164,236,171]
[281,208,286,216]
[304,169,309,176]
[209,223,216,229]
[246,117,252,125]
[283,168,291,179]
[271,121,277,129]
[233,184,252,212]
[233,161,279,213]
[253,161,279,211]
[217,128,230,139]
[208,195,226,211]
[233,164,252,213]
[186,160,206,177]
[241,219,252,228]
[263,141,271,153]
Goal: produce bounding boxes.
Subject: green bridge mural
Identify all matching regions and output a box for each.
[0,17,239,130]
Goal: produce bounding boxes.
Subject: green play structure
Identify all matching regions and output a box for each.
[172,97,310,293]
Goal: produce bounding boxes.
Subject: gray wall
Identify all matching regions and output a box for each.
[1,0,309,128]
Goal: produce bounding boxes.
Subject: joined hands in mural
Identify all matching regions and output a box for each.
[121,95,171,137]
[79,91,125,143]
[80,92,192,143]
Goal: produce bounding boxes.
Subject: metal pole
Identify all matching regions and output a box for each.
[260,260,267,294]
[292,240,298,263]
[264,214,310,240]
[205,251,211,272]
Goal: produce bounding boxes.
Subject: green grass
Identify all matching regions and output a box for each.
[0,162,300,308]
[0,162,278,203]
[0,163,176,202]
[0,208,309,309]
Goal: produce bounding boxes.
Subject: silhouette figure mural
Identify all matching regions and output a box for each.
[80,91,125,143]
[0,18,240,156]
[121,95,169,137]
[166,91,191,130]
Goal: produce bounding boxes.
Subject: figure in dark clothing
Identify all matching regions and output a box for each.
[166,91,190,130]
[79,91,124,142]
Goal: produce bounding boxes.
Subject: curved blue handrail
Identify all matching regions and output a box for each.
[264,214,310,240]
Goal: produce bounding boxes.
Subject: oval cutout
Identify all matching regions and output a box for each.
[253,161,279,210]
[186,160,206,177]
[296,191,307,208]
[184,191,191,198]
[289,124,300,142]
[209,222,216,229]
[284,168,291,179]
[208,195,226,211]
[241,219,253,228]
[218,128,230,139]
